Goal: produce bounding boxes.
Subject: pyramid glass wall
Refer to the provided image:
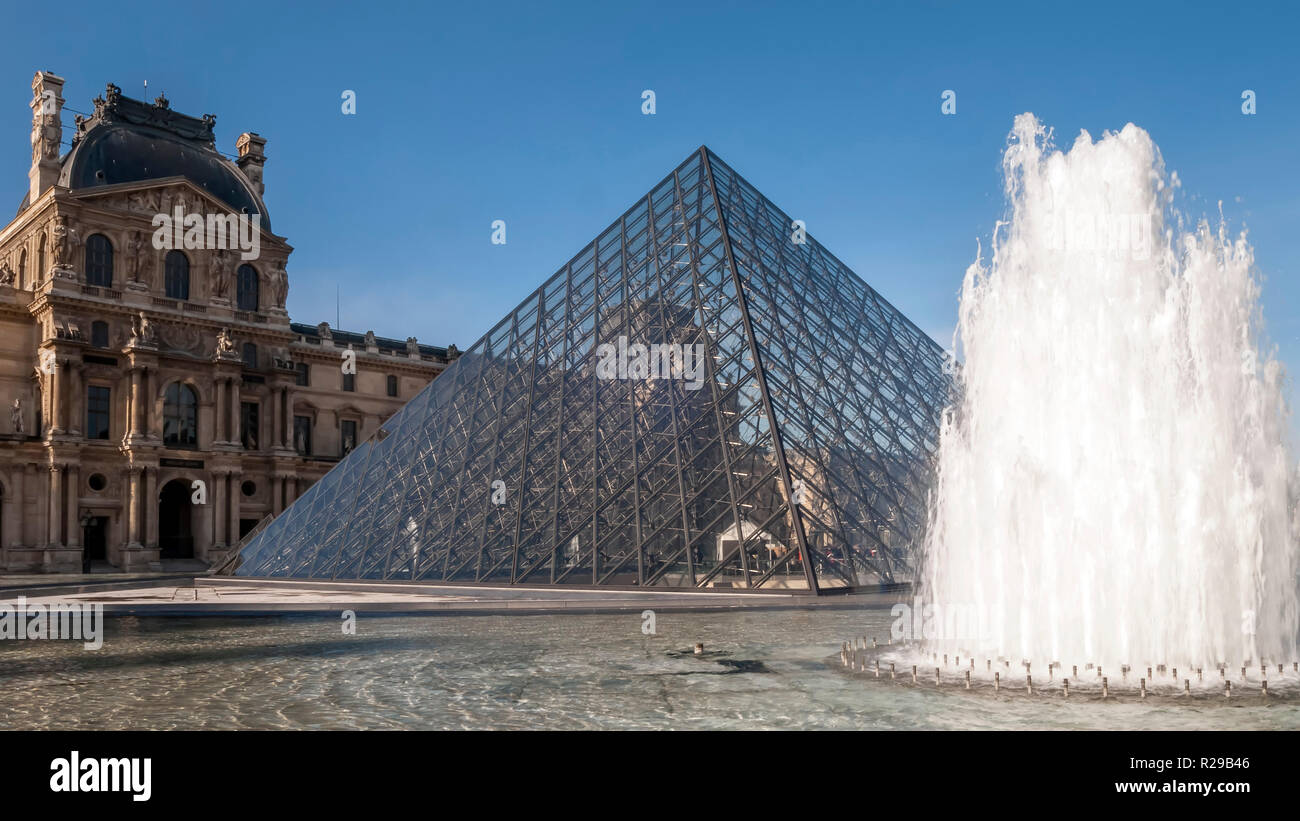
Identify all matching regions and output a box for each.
[228,149,952,592]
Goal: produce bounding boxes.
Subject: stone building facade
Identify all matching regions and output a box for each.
[0,73,455,573]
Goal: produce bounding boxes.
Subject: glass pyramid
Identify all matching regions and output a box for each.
[229,148,951,592]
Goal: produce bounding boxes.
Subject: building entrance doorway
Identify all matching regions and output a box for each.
[82,516,108,571]
[158,480,194,559]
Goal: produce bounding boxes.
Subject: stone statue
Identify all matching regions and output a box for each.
[0,260,14,287]
[216,326,236,355]
[127,230,146,284]
[31,110,59,163]
[364,330,377,349]
[65,224,81,270]
[317,321,332,342]
[406,337,419,356]
[127,190,157,214]
[210,249,232,300]
[446,343,460,358]
[50,217,69,268]
[130,311,156,345]
[11,398,23,435]
[269,259,288,309]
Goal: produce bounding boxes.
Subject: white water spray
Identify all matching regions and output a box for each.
[920,114,1299,673]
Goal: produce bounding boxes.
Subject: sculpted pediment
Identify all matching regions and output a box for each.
[72,180,231,220]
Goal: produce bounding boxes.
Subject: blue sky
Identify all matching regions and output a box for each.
[4,0,1298,437]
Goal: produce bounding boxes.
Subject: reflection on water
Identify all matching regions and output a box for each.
[0,609,1295,730]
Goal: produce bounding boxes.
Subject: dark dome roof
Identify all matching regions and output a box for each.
[22,84,270,230]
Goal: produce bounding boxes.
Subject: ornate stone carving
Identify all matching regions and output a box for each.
[81,82,216,146]
[406,337,419,356]
[446,343,460,358]
[31,109,59,162]
[268,259,288,309]
[364,330,377,349]
[127,230,147,285]
[127,189,159,214]
[11,398,23,435]
[157,321,204,356]
[129,311,156,346]
[317,322,332,342]
[0,260,14,287]
[216,326,236,355]
[50,216,74,270]
[210,249,232,300]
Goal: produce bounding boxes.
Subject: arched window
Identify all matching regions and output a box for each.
[236,265,259,312]
[242,342,258,369]
[85,234,114,287]
[164,250,189,300]
[91,320,109,348]
[37,234,46,282]
[163,382,198,448]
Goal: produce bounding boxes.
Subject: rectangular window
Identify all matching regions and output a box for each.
[295,362,310,387]
[294,415,312,456]
[342,371,355,392]
[241,401,260,450]
[386,374,398,397]
[341,419,357,457]
[86,385,111,440]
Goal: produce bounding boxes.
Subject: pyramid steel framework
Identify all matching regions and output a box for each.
[227,148,952,593]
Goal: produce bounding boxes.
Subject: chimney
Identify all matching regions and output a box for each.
[29,71,65,204]
[236,132,267,197]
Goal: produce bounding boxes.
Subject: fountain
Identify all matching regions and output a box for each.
[839,114,1299,701]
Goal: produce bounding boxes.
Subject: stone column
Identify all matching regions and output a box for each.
[212,469,227,548]
[229,378,241,446]
[47,464,62,547]
[228,471,241,546]
[67,362,82,436]
[196,475,213,561]
[144,467,158,548]
[271,387,282,453]
[49,359,64,434]
[22,463,36,545]
[126,467,142,547]
[130,368,144,437]
[65,464,80,549]
[6,465,24,548]
[214,378,226,444]
[282,387,294,449]
[145,367,156,437]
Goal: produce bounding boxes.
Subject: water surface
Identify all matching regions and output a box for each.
[1,609,1294,730]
